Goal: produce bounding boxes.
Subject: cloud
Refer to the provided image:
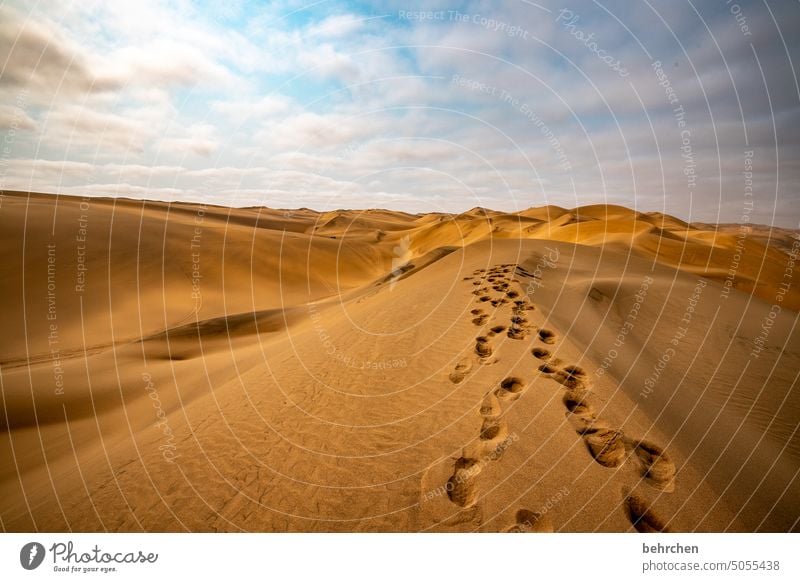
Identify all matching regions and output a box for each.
[0,158,94,191]
[100,40,238,88]
[2,158,94,178]
[297,43,361,83]
[0,6,118,96]
[157,123,219,157]
[307,14,367,39]
[101,163,186,178]
[210,94,294,125]
[41,104,156,153]
[257,112,390,152]
[0,104,36,130]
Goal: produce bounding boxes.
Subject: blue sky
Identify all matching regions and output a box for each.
[1,0,798,225]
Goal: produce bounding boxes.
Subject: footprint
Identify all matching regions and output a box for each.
[537,329,557,344]
[479,418,508,442]
[498,376,526,396]
[531,347,551,360]
[504,509,554,533]
[472,280,482,286]
[447,457,481,508]
[538,363,558,374]
[566,412,611,435]
[472,314,489,326]
[470,308,484,315]
[625,493,670,532]
[449,359,473,384]
[563,364,587,378]
[510,315,528,326]
[562,390,595,418]
[507,326,528,340]
[633,441,676,492]
[506,290,520,299]
[475,337,493,358]
[418,458,483,531]
[478,296,491,303]
[553,365,589,389]
[584,429,627,468]
[588,287,605,302]
[479,392,502,419]
[490,325,506,334]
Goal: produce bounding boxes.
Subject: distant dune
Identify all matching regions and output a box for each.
[1,190,798,532]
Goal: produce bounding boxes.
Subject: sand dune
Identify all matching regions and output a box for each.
[0,190,798,532]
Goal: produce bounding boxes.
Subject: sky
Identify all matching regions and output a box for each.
[0,0,798,226]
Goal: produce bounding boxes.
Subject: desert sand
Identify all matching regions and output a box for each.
[0,190,798,532]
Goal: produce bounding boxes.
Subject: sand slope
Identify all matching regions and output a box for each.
[0,191,797,532]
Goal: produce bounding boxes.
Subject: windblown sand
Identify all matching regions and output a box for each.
[1,191,798,532]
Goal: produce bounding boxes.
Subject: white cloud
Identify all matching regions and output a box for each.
[99,40,238,88]
[158,137,216,157]
[101,163,186,178]
[3,158,94,177]
[307,14,367,39]
[257,112,389,152]
[0,5,119,97]
[210,95,294,125]
[41,104,156,152]
[297,43,361,83]
[0,104,36,130]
